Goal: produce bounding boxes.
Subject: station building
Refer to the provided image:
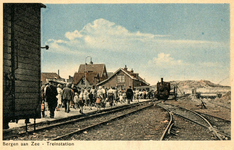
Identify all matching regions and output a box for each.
[96,65,149,89]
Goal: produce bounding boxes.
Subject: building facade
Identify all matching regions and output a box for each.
[72,63,108,87]
[97,66,149,89]
[41,72,65,85]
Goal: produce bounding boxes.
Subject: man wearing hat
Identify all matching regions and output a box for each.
[44,81,58,118]
[62,83,73,113]
[126,86,134,104]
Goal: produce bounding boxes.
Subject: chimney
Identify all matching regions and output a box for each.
[58,70,60,76]
[161,78,163,83]
[131,69,134,73]
[124,65,128,71]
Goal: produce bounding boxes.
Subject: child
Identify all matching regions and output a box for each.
[79,90,84,113]
[41,101,45,117]
[74,92,79,109]
[119,92,124,103]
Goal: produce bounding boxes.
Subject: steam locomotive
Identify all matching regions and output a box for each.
[155,78,171,100]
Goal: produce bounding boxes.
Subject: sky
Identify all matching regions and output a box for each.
[41,4,230,86]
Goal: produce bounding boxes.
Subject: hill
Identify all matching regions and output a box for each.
[169,80,229,89]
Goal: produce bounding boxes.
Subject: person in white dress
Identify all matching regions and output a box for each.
[79,89,84,113]
[56,84,63,110]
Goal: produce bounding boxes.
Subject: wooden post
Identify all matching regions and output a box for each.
[34,118,36,131]
[25,122,28,132]
[174,86,177,101]
[201,100,207,109]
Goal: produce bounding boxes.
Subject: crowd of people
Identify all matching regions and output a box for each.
[41,81,154,118]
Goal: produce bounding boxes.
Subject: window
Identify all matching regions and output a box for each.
[117,75,125,83]
[81,78,85,85]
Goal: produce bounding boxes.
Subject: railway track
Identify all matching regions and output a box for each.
[160,111,174,140]
[4,100,151,137]
[195,111,231,139]
[54,103,153,140]
[4,101,154,140]
[207,100,231,110]
[156,102,230,140]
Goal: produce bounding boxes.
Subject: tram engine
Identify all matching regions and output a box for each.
[155,78,171,100]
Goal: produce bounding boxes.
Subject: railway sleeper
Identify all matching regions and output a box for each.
[169,131,178,136]
[172,125,181,129]
[208,127,226,140]
[170,128,178,132]
[216,132,230,140]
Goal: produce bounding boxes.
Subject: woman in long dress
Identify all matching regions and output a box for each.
[56,84,63,110]
[79,89,84,113]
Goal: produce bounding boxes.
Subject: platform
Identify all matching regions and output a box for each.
[7,99,152,129]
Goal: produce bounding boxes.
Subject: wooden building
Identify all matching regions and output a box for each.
[97,66,149,89]
[3,3,46,128]
[72,63,108,88]
[41,72,65,85]
[72,72,100,88]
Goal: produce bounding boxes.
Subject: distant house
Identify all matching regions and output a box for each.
[41,72,65,85]
[67,75,74,83]
[96,66,149,89]
[72,63,108,88]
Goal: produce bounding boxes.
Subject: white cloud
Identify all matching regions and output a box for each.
[65,30,83,40]
[45,18,227,55]
[148,53,184,66]
[45,39,85,55]
[81,18,129,36]
[148,53,223,69]
[45,18,170,53]
[46,39,68,52]
[42,18,229,86]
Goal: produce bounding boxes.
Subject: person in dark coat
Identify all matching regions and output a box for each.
[90,86,97,106]
[107,87,115,107]
[62,83,73,113]
[126,86,134,104]
[88,89,93,109]
[45,81,58,118]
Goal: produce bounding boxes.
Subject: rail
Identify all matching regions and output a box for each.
[4,100,154,140]
[156,102,229,140]
[52,103,153,140]
[160,111,173,140]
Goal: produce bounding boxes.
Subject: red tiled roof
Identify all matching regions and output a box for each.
[78,64,106,77]
[124,69,146,82]
[72,72,99,85]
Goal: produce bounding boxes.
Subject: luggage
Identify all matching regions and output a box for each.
[96,97,101,104]
[41,103,45,111]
